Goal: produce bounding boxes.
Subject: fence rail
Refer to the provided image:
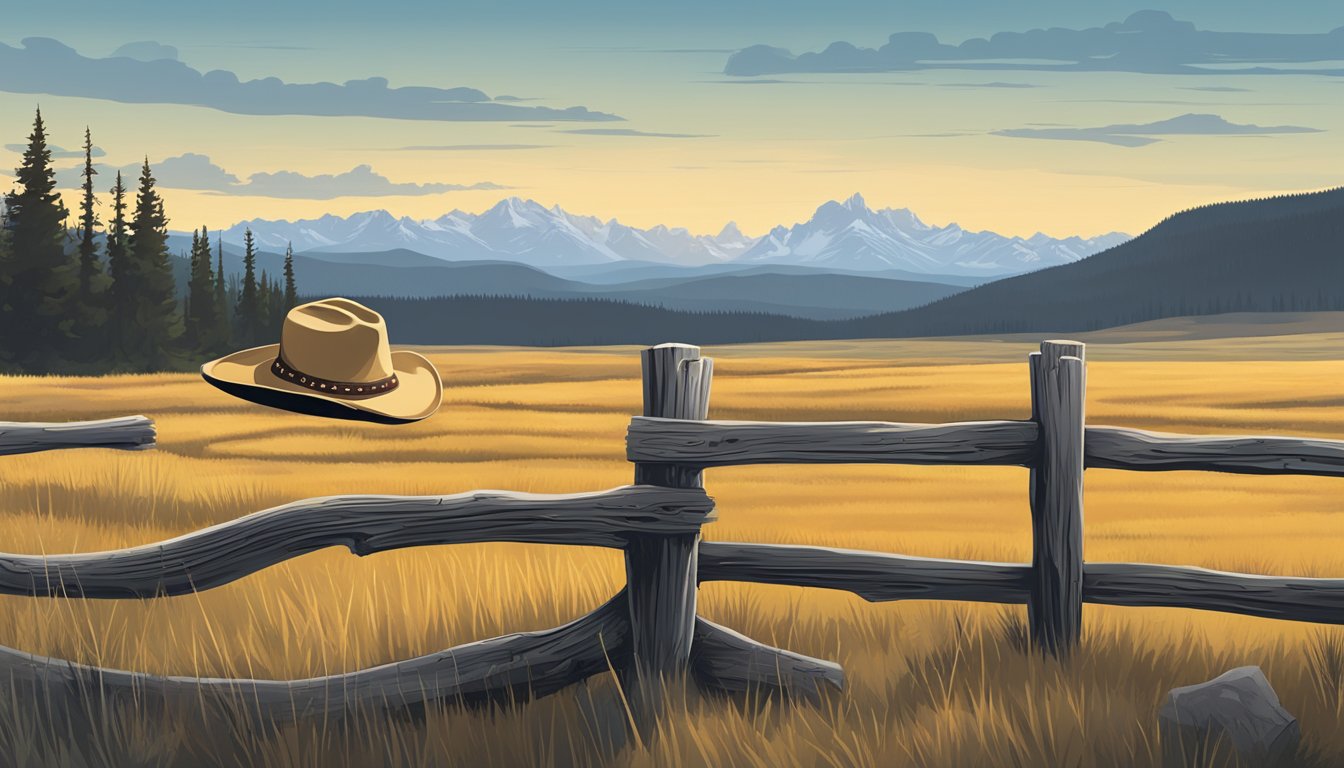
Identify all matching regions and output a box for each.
[1,339,1341,736]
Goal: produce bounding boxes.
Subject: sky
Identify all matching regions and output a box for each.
[1,1,1342,239]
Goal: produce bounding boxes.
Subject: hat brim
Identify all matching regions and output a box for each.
[201,344,443,424]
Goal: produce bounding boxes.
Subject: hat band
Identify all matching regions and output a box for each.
[271,356,399,398]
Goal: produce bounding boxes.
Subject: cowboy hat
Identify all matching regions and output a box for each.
[201,298,442,424]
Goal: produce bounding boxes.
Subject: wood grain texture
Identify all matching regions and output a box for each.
[1087,426,1344,477]
[0,486,714,598]
[691,618,843,704]
[698,542,1030,603]
[626,343,713,728]
[0,416,156,456]
[627,417,1039,467]
[1028,341,1086,656]
[701,543,1344,627]
[1084,563,1344,625]
[1,590,631,721]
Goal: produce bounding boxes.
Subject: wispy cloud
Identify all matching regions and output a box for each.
[0,37,621,123]
[992,113,1323,148]
[55,153,506,198]
[942,82,1040,89]
[559,128,714,138]
[725,11,1344,78]
[392,144,552,151]
[5,143,105,159]
[1179,86,1253,93]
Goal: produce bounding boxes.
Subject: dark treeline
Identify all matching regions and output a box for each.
[349,294,837,346]
[845,185,1344,337]
[0,110,298,374]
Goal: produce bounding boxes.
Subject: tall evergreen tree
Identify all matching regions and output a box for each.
[257,270,272,339]
[185,225,216,351]
[75,128,104,298]
[0,203,10,365]
[126,159,181,369]
[70,126,109,364]
[2,108,76,371]
[213,235,229,350]
[282,241,298,311]
[105,171,132,362]
[235,227,259,345]
[184,228,200,343]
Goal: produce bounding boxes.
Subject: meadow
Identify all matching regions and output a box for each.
[1,322,1342,767]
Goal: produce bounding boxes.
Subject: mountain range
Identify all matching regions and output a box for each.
[216,194,1128,277]
[340,185,1344,346]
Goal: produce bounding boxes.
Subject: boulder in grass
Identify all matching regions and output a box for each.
[1159,666,1300,765]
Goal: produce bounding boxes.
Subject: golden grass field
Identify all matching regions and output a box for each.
[1,320,1343,767]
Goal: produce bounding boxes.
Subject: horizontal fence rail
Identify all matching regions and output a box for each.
[699,543,1344,626]
[629,418,1344,478]
[1085,426,1344,477]
[698,542,1031,604]
[0,416,156,456]
[627,417,1040,467]
[0,486,714,599]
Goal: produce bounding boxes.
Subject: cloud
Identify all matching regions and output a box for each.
[393,144,552,151]
[0,37,621,123]
[559,128,714,138]
[942,82,1040,89]
[1180,86,1252,93]
[56,154,506,198]
[111,41,178,61]
[992,113,1323,148]
[702,78,808,85]
[143,152,243,189]
[725,11,1344,77]
[5,143,105,159]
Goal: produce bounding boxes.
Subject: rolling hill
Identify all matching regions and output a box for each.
[847,187,1344,337]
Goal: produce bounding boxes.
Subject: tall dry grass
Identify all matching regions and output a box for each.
[0,335,1341,766]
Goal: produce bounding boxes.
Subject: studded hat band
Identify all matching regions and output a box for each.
[271,356,399,398]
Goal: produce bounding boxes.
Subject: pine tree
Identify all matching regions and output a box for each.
[2,108,77,371]
[185,225,216,352]
[73,126,109,355]
[282,241,297,311]
[184,228,201,343]
[235,228,259,345]
[126,159,181,369]
[269,272,285,334]
[0,203,10,366]
[213,235,229,350]
[257,270,272,340]
[105,171,132,362]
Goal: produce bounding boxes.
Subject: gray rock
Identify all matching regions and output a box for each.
[1159,666,1300,764]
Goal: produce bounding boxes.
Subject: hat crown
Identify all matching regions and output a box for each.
[278,299,394,383]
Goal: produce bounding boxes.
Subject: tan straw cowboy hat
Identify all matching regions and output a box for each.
[201,298,442,423]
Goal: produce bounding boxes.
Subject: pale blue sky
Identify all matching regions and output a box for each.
[2,2,1342,237]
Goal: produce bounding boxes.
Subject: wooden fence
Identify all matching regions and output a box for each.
[1,340,1342,732]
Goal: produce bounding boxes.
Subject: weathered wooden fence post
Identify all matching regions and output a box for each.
[1028,340,1086,655]
[626,343,713,725]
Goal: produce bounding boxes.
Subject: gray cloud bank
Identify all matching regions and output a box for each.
[0,37,621,123]
[55,153,505,198]
[726,11,1344,77]
[112,41,179,61]
[992,113,1323,147]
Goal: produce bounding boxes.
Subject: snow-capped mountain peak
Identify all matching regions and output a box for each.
[736,195,1128,275]
[217,196,1128,275]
